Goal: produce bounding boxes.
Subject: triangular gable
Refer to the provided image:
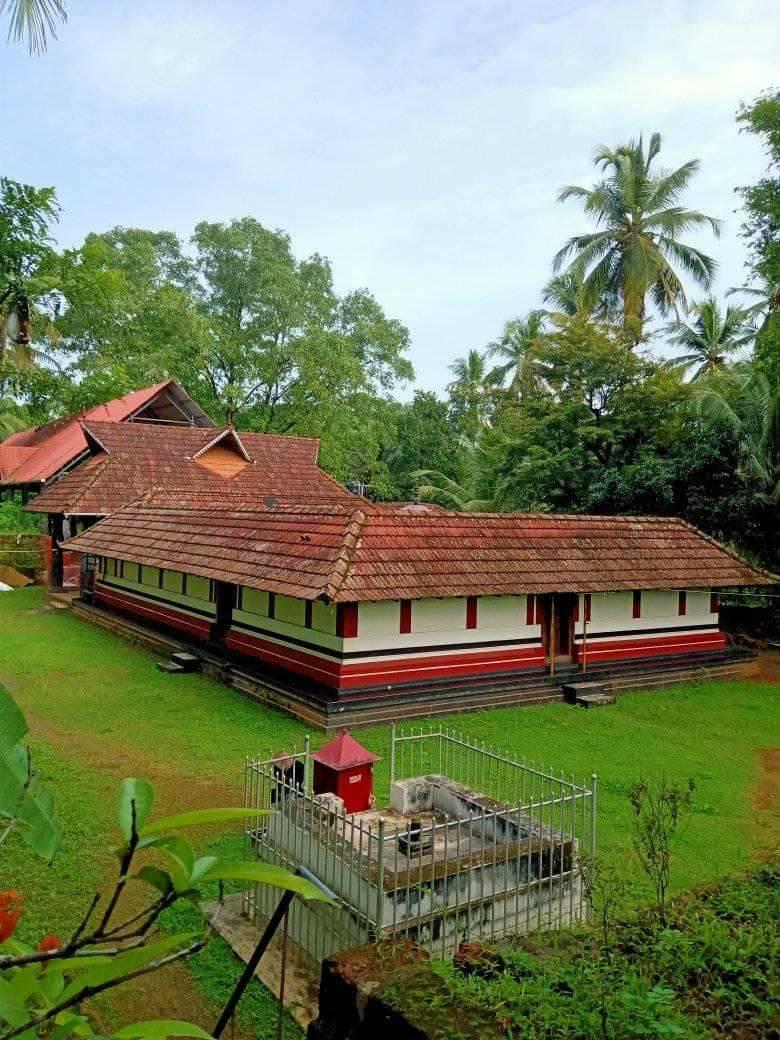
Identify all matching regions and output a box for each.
[191,429,253,477]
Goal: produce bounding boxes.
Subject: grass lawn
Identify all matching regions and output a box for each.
[1,587,778,1031]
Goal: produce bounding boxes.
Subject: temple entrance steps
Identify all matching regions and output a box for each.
[562,681,616,707]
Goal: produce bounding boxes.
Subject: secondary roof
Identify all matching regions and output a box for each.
[0,381,213,488]
[62,498,776,601]
[27,421,352,517]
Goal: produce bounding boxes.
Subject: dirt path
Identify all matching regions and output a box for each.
[753,748,780,812]
[19,710,260,1039]
[750,747,780,865]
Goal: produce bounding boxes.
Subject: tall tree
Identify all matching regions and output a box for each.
[0,177,59,379]
[737,90,780,289]
[191,218,411,426]
[1,0,67,53]
[735,89,780,384]
[415,435,500,512]
[382,391,458,498]
[664,297,753,380]
[486,311,548,400]
[694,365,779,566]
[447,348,491,438]
[553,134,721,343]
[51,226,207,404]
[542,268,616,321]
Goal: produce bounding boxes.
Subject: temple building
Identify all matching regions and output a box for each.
[0,381,212,503]
[62,495,775,727]
[26,419,350,587]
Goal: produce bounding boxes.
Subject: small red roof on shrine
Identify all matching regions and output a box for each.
[311,731,379,770]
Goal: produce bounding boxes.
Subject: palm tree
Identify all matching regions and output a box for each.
[1,0,67,54]
[664,297,754,380]
[553,133,721,344]
[414,436,499,511]
[541,269,616,321]
[694,365,779,564]
[447,349,492,438]
[0,401,26,439]
[727,276,780,328]
[486,311,548,399]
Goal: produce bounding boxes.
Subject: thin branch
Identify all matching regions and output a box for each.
[0,941,205,1040]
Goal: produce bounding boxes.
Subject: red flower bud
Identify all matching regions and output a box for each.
[0,890,24,943]
[37,933,63,953]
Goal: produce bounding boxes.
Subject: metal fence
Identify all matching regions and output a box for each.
[243,727,596,963]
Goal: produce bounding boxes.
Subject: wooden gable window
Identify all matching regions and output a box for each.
[400,599,412,634]
[466,596,478,630]
[710,591,719,614]
[632,590,642,619]
[336,603,358,638]
[678,590,687,616]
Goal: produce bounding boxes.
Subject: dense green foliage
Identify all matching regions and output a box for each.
[426,863,778,1039]
[1,93,778,567]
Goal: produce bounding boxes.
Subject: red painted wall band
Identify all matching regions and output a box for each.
[227,626,545,690]
[95,585,212,640]
[574,629,725,663]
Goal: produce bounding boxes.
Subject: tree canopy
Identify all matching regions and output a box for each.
[1,91,777,569]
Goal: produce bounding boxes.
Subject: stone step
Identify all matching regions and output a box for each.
[170,651,201,672]
[156,660,186,674]
[574,691,616,708]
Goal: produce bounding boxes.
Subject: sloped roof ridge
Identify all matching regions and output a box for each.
[323,505,368,601]
[65,454,112,509]
[80,421,112,455]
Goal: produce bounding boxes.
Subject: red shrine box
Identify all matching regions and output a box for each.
[312,730,380,814]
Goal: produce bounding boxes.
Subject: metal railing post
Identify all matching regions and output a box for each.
[375,819,385,941]
[390,725,396,783]
[303,734,311,794]
[590,773,598,860]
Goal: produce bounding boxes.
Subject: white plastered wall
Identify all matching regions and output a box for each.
[353,595,540,654]
[577,589,717,637]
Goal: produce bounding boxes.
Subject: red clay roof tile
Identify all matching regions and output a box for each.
[62,499,777,599]
[0,382,212,486]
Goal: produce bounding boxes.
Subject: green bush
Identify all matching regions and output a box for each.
[0,496,44,533]
[429,863,778,1040]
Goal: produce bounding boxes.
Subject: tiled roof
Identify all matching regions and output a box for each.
[312,731,379,768]
[27,421,352,517]
[62,500,776,600]
[0,382,212,486]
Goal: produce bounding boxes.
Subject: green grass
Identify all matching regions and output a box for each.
[1,586,778,1033]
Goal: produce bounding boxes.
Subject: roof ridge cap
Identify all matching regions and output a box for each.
[67,453,112,509]
[323,505,368,602]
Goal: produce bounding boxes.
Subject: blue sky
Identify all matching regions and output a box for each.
[1,0,777,391]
